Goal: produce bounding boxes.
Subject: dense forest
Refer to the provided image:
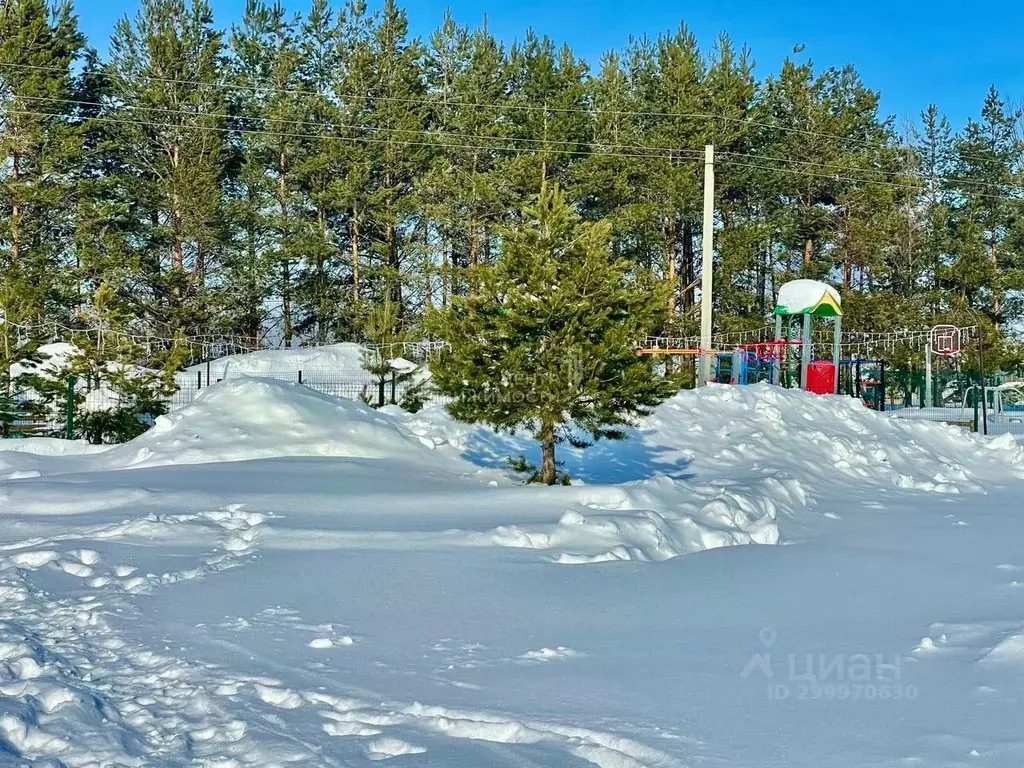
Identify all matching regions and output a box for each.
[1,0,1023,370]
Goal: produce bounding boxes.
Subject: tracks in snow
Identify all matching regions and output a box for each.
[0,503,682,768]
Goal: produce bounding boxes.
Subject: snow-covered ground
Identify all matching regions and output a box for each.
[180,343,422,382]
[2,380,1024,767]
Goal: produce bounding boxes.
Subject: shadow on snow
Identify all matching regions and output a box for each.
[457,426,694,484]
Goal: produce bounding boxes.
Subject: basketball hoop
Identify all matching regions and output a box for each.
[929,325,962,357]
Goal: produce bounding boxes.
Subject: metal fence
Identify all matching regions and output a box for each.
[12,360,1023,442]
[844,361,1024,438]
[166,368,435,412]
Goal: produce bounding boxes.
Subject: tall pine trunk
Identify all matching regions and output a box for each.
[424,258,432,308]
[666,218,677,316]
[387,222,401,307]
[246,228,260,347]
[317,206,328,342]
[440,232,449,309]
[10,152,20,266]
[282,260,292,346]
[682,219,695,310]
[196,243,205,285]
[539,420,556,486]
[350,209,360,305]
[170,144,185,272]
[991,235,1000,314]
[277,152,291,345]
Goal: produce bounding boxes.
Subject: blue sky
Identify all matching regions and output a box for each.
[75,0,1023,129]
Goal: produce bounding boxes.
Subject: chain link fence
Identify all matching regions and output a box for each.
[5,367,441,440]
[167,368,439,412]
[839,359,1024,438]
[9,357,1023,442]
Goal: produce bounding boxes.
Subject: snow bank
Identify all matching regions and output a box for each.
[185,342,419,379]
[381,382,1024,562]
[102,377,460,470]
[637,384,1024,493]
[0,438,110,480]
[0,438,107,458]
[475,475,784,563]
[399,383,1024,494]
[7,379,1022,565]
[5,377,1024,766]
[9,342,80,379]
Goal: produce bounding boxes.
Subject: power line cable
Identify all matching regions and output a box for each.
[7,107,706,162]
[11,94,1024,197]
[3,59,1006,165]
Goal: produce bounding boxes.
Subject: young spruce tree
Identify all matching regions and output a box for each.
[428,183,677,485]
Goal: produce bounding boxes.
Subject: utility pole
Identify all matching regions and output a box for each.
[698,144,715,385]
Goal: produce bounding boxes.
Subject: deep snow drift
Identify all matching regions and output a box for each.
[1,380,1024,767]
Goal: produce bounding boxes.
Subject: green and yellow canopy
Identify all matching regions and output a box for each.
[772,279,842,317]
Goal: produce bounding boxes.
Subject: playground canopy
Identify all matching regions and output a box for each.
[773,279,842,317]
[770,279,842,395]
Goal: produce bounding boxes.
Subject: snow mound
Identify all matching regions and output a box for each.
[640,384,1024,494]
[381,383,1024,562]
[0,438,110,480]
[475,474,784,563]
[0,438,106,458]
[102,378,460,470]
[186,342,419,378]
[9,342,80,379]
[401,383,1024,494]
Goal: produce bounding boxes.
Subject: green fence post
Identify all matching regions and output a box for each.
[65,374,76,440]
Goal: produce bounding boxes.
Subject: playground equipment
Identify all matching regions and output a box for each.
[838,359,887,411]
[634,314,1002,424]
[769,280,842,394]
[723,341,799,385]
[963,381,1024,415]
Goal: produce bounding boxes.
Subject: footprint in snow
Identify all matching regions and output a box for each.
[518,646,582,663]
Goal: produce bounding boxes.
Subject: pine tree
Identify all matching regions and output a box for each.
[105,0,227,335]
[913,104,955,314]
[952,87,1021,319]
[359,297,419,407]
[0,284,49,437]
[573,49,647,258]
[0,0,85,318]
[501,31,588,199]
[225,0,298,345]
[704,34,762,324]
[423,14,508,302]
[73,49,142,310]
[646,24,706,317]
[64,283,178,443]
[427,183,676,485]
[362,0,428,313]
[760,60,896,292]
[423,11,472,301]
[292,0,352,343]
[330,0,376,313]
